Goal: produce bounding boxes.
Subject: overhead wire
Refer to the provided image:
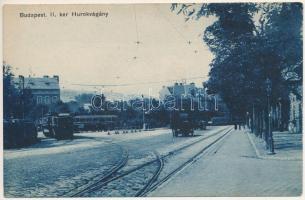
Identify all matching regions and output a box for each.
[70,76,207,88]
[155,5,191,45]
[65,6,209,91]
[155,5,209,53]
[133,5,140,45]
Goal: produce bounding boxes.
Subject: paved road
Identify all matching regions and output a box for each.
[150,130,302,197]
[3,126,225,197]
[4,139,123,197]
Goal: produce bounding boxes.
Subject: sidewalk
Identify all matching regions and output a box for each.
[150,129,302,197]
[247,130,302,161]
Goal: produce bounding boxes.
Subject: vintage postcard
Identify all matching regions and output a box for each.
[2,1,303,198]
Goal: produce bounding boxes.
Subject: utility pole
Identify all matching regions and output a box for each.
[204,88,207,111]
[202,82,207,111]
[142,94,145,130]
[278,98,282,131]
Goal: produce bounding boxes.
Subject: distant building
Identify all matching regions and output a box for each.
[283,64,302,134]
[83,103,92,111]
[159,82,200,102]
[13,75,60,105]
[288,84,302,133]
[160,82,207,109]
[159,82,231,123]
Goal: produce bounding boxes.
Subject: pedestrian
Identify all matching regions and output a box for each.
[238,123,241,130]
[234,123,237,130]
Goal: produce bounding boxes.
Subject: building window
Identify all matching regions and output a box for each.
[37,96,42,104]
[45,96,50,104]
[52,96,58,103]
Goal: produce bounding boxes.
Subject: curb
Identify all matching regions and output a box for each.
[245,130,301,161]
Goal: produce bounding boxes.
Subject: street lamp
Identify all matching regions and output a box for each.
[265,78,275,154]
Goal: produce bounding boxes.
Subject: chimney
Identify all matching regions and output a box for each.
[43,75,49,78]
[53,75,59,82]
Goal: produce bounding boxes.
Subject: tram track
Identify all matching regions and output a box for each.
[164,126,229,156]
[63,126,232,197]
[62,145,129,197]
[142,127,233,196]
[80,152,163,197]
[135,152,164,197]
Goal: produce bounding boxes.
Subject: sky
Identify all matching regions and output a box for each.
[4,4,216,97]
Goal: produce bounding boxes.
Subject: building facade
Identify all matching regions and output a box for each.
[159,82,199,102]
[283,67,302,134]
[13,75,60,105]
[159,82,231,124]
[288,87,302,133]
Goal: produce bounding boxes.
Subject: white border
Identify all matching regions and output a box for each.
[0,1,304,200]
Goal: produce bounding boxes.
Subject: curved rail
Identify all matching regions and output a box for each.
[166,126,230,156]
[63,146,129,197]
[135,152,164,197]
[143,127,233,196]
[65,126,232,197]
[75,152,162,196]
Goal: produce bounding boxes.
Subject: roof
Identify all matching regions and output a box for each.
[13,77,59,90]
[170,83,196,97]
[74,115,118,118]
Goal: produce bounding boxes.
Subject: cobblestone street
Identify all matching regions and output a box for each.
[4,137,124,197]
[4,127,227,197]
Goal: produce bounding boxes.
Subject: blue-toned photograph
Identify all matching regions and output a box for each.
[2,2,303,198]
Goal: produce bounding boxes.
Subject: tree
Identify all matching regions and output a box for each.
[261,3,302,97]
[75,93,95,105]
[3,62,38,120]
[173,3,258,119]
[3,62,18,119]
[172,3,302,135]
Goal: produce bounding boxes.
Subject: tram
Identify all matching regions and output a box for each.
[73,115,118,132]
[171,111,196,137]
[42,113,74,139]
